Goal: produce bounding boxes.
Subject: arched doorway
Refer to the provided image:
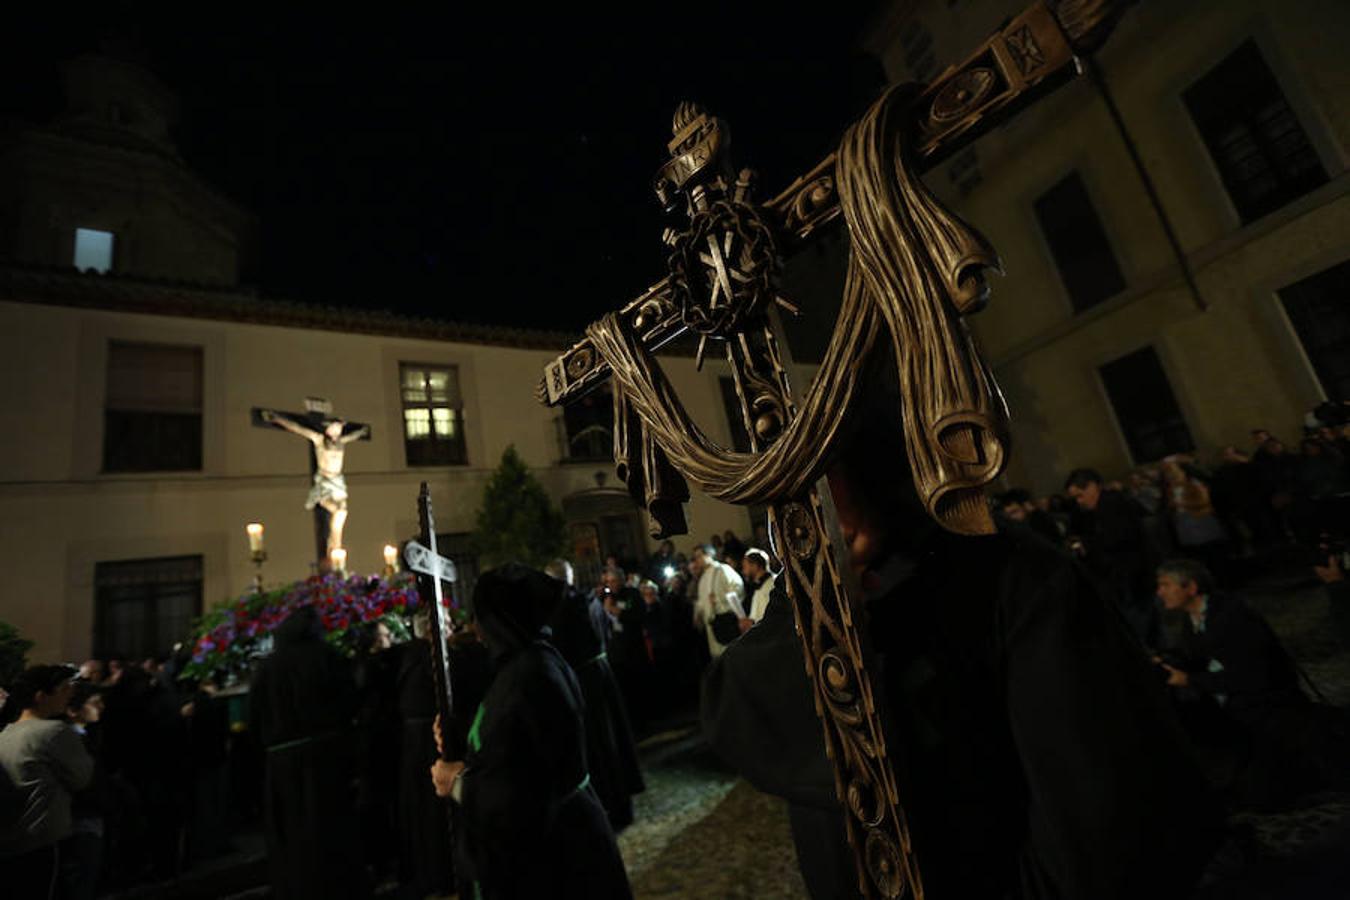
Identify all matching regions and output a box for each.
[561,488,646,590]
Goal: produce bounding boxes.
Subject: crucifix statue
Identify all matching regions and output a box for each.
[539,3,1145,897]
[253,398,372,561]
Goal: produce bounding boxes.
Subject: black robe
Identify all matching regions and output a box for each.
[1070,489,1158,644]
[704,526,1219,900]
[548,586,645,829]
[394,639,454,896]
[605,586,655,732]
[353,647,399,879]
[459,564,632,900]
[249,607,368,900]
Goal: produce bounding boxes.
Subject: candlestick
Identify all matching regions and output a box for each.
[383,544,399,574]
[330,547,348,575]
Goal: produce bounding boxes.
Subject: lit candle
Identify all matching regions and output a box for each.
[383,544,399,570]
[330,548,348,573]
[246,523,264,553]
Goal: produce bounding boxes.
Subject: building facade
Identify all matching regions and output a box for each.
[864,0,1350,493]
[0,56,768,662]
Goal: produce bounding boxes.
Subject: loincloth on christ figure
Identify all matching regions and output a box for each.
[305,471,348,510]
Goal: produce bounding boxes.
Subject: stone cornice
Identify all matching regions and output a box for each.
[0,263,578,352]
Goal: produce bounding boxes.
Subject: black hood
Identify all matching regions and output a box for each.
[471,563,564,660]
[275,605,324,647]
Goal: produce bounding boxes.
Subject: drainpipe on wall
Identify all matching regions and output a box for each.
[1083,56,1209,312]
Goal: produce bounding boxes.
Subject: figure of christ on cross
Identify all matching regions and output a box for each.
[260,409,370,555]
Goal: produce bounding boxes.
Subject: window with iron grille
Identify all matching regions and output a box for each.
[1034,171,1127,314]
[103,342,203,472]
[94,556,202,661]
[1183,40,1327,224]
[559,386,613,462]
[400,364,467,466]
[1099,347,1195,463]
[1278,259,1350,401]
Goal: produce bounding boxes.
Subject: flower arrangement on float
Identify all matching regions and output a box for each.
[180,571,459,684]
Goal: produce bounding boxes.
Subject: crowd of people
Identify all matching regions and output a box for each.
[993,410,1350,643]
[2,405,1347,898]
[0,655,236,899]
[578,528,780,733]
[987,407,1350,825]
[0,522,777,900]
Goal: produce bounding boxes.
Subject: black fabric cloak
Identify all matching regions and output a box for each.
[249,606,368,900]
[393,639,454,896]
[606,586,656,732]
[1070,489,1158,643]
[548,585,645,830]
[353,647,399,880]
[704,526,1220,900]
[458,564,632,900]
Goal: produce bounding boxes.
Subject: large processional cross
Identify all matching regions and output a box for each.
[538,3,1135,896]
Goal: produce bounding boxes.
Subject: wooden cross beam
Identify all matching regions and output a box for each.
[535,3,1135,897]
[539,0,1131,408]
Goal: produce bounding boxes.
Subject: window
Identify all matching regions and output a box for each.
[104,342,203,472]
[1184,40,1327,223]
[1034,172,1127,313]
[718,376,754,453]
[94,556,202,660]
[401,364,466,466]
[559,386,613,462]
[1279,260,1350,401]
[1099,347,1195,463]
[74,228,115,274]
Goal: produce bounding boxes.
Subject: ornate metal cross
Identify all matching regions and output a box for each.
[537,3,1133,896]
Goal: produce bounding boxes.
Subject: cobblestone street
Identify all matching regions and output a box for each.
[1244,571,1350,707]
[618,735,807,899]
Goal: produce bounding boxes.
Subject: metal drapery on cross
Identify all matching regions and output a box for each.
[536,3,1136,896]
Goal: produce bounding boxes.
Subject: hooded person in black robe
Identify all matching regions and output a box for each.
[353,633,399,885]
[393,621,455,898]
[249,605,368,900]
[703,411,1222,900]
[545,560,645,831]
[430,563,632,900]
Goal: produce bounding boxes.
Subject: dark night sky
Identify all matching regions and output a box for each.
[3,5,886,332]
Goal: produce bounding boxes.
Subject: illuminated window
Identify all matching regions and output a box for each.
[401,364,466,466]
[75,228,115,273]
